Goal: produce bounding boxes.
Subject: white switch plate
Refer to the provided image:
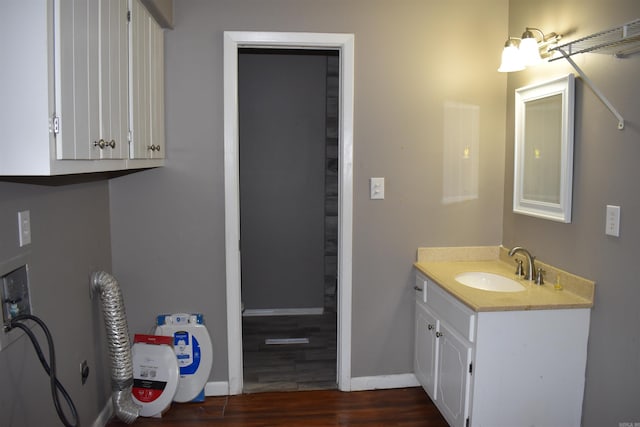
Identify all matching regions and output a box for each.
[18,210,31,246]
[370,177,385,200]
[605,205,620,237]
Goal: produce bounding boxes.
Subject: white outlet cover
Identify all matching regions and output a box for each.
[605,205,620,237]
[18,210,31,246]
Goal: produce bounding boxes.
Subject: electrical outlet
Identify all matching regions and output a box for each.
[18,210,31,246]
[1,265,31,326]
[605,205,621,237]
[80,360,90,385]
[0,257,32,352]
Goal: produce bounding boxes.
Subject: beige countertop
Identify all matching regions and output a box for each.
[414,246,594,312]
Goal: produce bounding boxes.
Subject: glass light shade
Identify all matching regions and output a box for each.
[498,43,525,72]
[519,37,542,66]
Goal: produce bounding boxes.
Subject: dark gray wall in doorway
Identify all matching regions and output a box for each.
[239,51,328,310]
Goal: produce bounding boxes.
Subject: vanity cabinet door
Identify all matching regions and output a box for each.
[414,301,439,399]
[437,321,472,427]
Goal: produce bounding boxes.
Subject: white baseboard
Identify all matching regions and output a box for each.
[204,376,418,396]
[350,373,419,391]
[242,307,324,317]
[205,381,230,396]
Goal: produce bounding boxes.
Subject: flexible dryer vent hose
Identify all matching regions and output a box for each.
[91,271,140,424]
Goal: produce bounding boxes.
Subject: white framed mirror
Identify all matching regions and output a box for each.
[514,74,575,223]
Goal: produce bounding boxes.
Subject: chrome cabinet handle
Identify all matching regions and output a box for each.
[413,286,423,292]
[435,332,443,338]
[147,145,161,152]
[427,324,434,330]
[93,139,116,149]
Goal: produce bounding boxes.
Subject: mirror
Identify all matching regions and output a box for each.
[514,74,575,223]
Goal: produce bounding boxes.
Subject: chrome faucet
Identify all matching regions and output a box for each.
[508,246,537,282]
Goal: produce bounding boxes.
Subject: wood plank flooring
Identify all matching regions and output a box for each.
[242,314,337,393]
[105,387,449,426]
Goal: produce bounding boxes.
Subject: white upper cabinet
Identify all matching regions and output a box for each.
[98,0,129,160]
[129,0,165,162]
[54,0,101,160]
[0,0,164,176]
[56,0,128,161]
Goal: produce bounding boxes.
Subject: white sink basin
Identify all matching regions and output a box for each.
[455,272,525,292]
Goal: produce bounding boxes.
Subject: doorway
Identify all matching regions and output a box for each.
[223,32,355,394]
[239,48,338,392]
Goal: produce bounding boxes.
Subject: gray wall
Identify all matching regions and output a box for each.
[109,0,508,383]
[0,180,112,426]
[239,52,327,310]
[2,1,636,425]
[503,1,640,425]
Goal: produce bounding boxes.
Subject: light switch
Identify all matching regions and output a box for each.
[18,210,31,246]
[605,205,620,237]
[370,177,385,200]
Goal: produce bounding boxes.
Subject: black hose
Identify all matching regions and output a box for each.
[8,314,79,427]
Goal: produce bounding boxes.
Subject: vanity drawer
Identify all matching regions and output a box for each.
[426,279,476,342]
[415,272,428,303]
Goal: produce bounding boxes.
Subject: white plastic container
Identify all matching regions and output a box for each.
[131,334,179,417]
[155,313,213,402]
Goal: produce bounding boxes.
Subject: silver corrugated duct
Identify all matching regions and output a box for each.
[91,271,139,424]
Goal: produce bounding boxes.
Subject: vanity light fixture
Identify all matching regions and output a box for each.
[498,27,562,72]
[497,37,525,72]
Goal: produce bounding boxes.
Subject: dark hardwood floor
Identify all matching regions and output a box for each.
[105,387,448,426]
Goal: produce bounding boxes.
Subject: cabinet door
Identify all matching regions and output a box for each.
[437,321,472,427]
[98,0,128,159]
[149,14,165,158]
[129,0,165,159]
[55,0,128,160]
[55,0,101,160]
[414,301,439,400]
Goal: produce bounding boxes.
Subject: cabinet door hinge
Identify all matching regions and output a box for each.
[50,115,60,135]
[127,10,131,22]
[469,363,473,374]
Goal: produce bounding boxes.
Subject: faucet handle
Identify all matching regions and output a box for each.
[515,259,525,277]
[535,267,545,285]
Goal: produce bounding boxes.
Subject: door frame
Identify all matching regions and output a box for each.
[223,31,355,394]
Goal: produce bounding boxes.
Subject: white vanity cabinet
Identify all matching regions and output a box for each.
[414,271,590,427]
[0,0,164,175]
[414,273,474,427]
[128,0,165,163]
